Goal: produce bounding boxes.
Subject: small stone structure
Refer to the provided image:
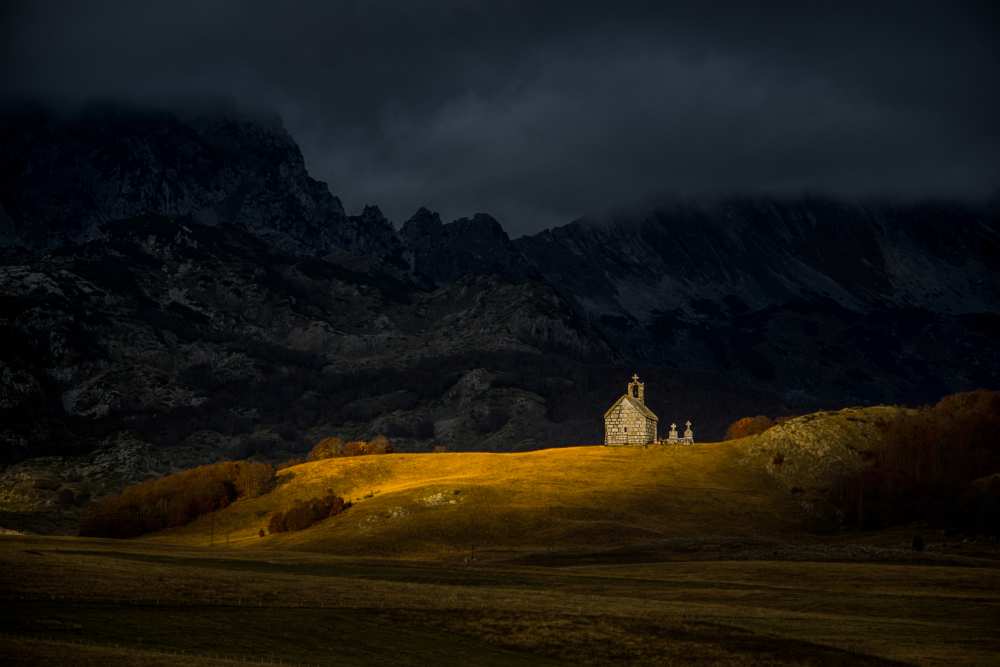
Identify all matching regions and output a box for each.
[682,420,695,444]
[665,420,695,444]
[667,422,679,443]
[604,374,658,445]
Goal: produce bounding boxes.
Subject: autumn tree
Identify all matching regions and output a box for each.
[80,460,276,538]
[369,434,393,454]
[725,415,774,440]
[308,436,344,461]
[268,491,350,534]
[830,390,1000,534]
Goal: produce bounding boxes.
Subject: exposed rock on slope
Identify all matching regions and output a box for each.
[401,208,535,285]
[518,198,1000,317]
[739,406,907,526]
[0,215,610,469]
[0,432,185,533]
[516,198,1000,405]
[0,103,404,264]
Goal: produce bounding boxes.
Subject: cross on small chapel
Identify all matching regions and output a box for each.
[631,373,640,383]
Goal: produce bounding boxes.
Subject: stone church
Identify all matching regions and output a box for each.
[604,374,658,445]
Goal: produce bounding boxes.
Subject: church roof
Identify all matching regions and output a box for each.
[603,394,658,421]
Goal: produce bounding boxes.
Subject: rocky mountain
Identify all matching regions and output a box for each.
[0,211,627,530]
[0,214,607,447]
[0,101,405,266]
[1,102,998,531]
[516,198,1000,406]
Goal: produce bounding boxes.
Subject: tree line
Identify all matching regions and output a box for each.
[79,460,275,538]
[79,435,397,538]
[831,390,1000,534]
[725,390,1000,536]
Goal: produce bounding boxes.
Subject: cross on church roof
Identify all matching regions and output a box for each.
[685,420,692,427]
[631,373,640,383]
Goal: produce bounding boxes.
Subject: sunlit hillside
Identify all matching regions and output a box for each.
[8,403,1000,665]
[154,440,806,556]
[146,396,1000,559]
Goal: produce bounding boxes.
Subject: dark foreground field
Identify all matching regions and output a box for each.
[3,535,999,666]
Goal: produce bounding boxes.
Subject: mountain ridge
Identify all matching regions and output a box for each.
[1,102,997,530]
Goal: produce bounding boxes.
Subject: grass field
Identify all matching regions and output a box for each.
[3,534,999,665]
[153,442,806,556]
[4,439,1000,664]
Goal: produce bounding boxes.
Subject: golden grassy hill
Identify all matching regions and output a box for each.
[153,438,811,556]
[151,403,958,558]
[7,403,999,666]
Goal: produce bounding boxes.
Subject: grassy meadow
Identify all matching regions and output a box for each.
[3,532,999,665]
[152,442,804,555]
[4,431,1000,664]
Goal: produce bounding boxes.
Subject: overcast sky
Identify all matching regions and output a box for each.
[3,1,998,236]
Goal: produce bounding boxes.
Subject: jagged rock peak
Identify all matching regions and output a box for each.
[450,213,510,240]
[352,205,395,232]
[401,207,444,239]
[358,204,386,221]
[401,209,534,285]
[0,101,417,260]
[410,206,440,222]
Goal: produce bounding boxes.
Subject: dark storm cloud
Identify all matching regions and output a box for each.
[4,1,998,235]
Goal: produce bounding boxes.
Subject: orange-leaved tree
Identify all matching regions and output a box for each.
[725,415,775,440]
[80,461,275,538]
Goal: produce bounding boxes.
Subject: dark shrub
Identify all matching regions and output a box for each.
[280,503,310,532]
[268,510,288,534]
[912,534,925,552]
[268,491,350,534]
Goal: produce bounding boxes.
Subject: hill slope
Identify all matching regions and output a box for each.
[154,440,806,556]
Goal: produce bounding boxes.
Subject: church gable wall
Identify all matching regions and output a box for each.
[605,401,656,445]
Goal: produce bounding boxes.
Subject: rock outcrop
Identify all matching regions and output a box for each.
[401,208,535,285]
